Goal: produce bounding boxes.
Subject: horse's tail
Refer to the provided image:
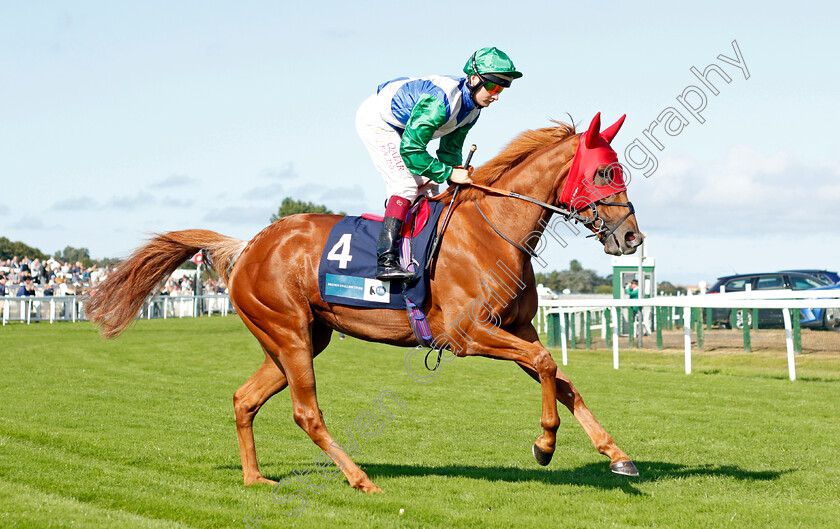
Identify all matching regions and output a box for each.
[86,229,247,339]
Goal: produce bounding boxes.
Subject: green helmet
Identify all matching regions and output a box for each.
[463,47,523,83]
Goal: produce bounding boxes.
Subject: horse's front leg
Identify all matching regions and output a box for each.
[462,328,561,466]
[514,324,639,476]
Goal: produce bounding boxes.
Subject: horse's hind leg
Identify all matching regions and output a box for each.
[281,337,383,493]
[234,322,333,486]
[240,307,382,493]
[235,355,288,485]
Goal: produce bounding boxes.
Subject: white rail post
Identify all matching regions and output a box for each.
[559,310,568,366]
[50,299,55,323]
[601,309,607,340]
[611,307,619,369]
[782,308,796,381]
[544,305,549,335]
[683,306,692,374]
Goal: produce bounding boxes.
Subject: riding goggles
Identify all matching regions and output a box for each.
[483,81,504,95]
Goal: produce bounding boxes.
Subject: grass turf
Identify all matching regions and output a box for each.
[1,316,839,528]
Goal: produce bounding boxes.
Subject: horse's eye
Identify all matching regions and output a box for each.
[595,167,613,185]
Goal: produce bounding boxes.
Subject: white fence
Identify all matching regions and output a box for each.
[537,290,840,381]
[6,289,837,381]
[1,294,233,326]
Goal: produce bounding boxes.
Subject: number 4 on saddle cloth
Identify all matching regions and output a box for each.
[317,198,444,345]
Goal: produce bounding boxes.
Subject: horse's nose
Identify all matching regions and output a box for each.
[625,231,643,248]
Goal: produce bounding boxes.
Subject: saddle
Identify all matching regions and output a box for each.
[317,197,444,345]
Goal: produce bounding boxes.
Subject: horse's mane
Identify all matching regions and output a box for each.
[473,120,577,186]
[455,120,577,202]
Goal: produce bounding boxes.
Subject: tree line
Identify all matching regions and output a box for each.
[0,237,120,268]
[535,259,613,294]
[270,197,346,222]
[534,260,686,296]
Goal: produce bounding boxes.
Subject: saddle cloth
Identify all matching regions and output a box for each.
[317,198,443,311]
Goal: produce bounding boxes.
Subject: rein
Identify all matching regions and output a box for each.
[466,182,635,248]
[472,200,540,259]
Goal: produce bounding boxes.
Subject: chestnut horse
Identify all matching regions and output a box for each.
[87,113,643,493]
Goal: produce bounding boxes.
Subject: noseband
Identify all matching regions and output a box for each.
[576,198,636,244]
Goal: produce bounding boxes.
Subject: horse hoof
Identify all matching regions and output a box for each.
[352,480,383,494]
[532,443,553,466]
[244,474,276,486]
[610,460,639,476]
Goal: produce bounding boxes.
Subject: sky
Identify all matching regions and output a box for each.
[2,1,839,286]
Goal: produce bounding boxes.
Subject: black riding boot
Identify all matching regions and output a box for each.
[375,217,414,281]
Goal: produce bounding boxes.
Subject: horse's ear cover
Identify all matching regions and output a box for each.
[559,112,628,209]
[601,114,626,144]
[584,112,602,149]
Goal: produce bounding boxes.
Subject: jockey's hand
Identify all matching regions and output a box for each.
[449,167,472,185]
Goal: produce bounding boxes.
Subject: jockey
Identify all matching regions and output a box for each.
[356,46,522,281]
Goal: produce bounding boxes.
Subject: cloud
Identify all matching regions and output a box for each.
[105,192,156,210]
[51,196,99,211]
[317,185,361,201]
[261,163,297,180]
[149,174,199,189]
[202,206,271,225]
[9,216,47,230]
[633,146,839,236]
[285,183,369,214]
[242,182,285,200]
[317,185,368,213]
[160,197,195,208]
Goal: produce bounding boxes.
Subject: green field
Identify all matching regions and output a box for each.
[1,317,839,528]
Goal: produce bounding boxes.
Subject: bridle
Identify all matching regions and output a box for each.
[466,182,635,249]
[585,197,636,243]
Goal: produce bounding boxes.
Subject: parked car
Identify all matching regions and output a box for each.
[779,269,840,285]
[706,272,839,330]
[799,282,840,330]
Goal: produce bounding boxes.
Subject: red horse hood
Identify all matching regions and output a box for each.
[559,112,627,210]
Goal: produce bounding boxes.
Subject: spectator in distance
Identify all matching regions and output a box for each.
[17,277,36,296]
